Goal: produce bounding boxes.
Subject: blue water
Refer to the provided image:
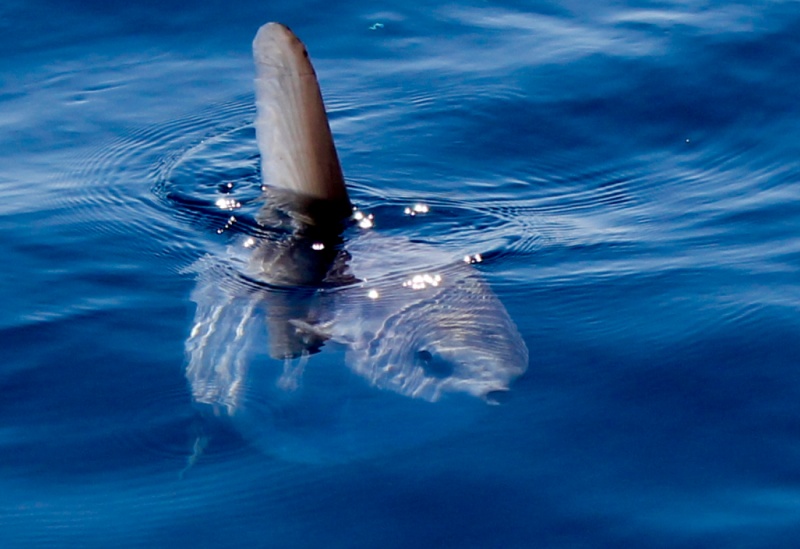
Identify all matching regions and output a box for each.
[3,0,800,546]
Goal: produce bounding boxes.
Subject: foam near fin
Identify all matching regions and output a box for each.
[253,23,351,217]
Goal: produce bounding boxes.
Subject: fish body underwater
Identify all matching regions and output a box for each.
[185,23,528,461]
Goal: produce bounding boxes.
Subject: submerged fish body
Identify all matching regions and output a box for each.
[187,229,527,408]
[184,23,528,451]
[320,232,528,402]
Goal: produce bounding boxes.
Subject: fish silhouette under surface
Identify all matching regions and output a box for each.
[185,23,528,428]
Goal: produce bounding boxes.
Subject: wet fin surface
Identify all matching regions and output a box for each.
[252,23,351,217]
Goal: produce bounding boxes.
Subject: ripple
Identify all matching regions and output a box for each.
[107,382,259,474]
[149,102,554,272]
[152,123,262,232]
[62,73,799,370]
[68,48,800,402]
[137,94,688,293]
[37,96,254,272]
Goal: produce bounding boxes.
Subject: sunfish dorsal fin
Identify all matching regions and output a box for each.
[253,23,351,221]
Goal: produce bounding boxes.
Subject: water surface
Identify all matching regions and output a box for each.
[2,1,800,547]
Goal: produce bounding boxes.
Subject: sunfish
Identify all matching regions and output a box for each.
[185,23,528,422]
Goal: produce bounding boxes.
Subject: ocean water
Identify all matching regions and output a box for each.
[2,0,800,547]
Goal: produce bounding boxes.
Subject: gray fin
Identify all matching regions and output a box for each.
[276,352,310,392]
[253,23,351,219]
[185,265,261,415]
[289,318,334,340]
[290,318,357,347]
